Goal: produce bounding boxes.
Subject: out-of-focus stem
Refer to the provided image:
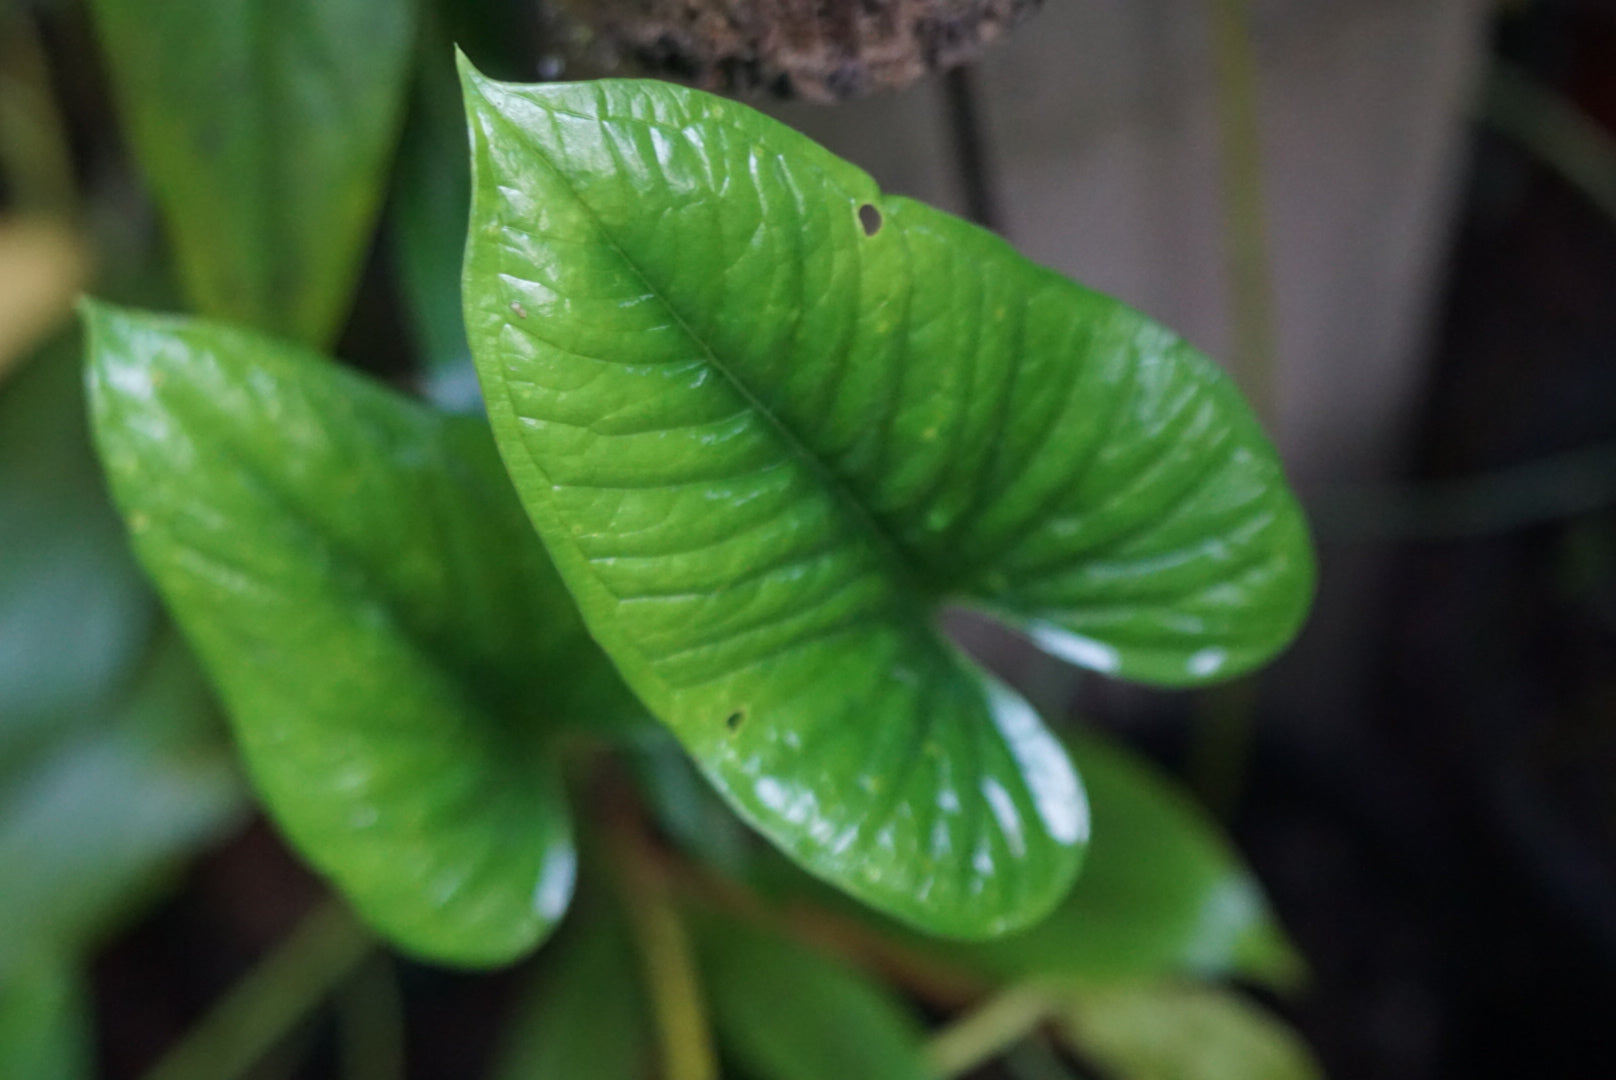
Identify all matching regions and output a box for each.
[608,808,719,1080]
[1192,0,1277,815]
[928,982,1058,1079]
[1485,60,1616,228]
[1210,0,1278,427]
[140,899,374,1080]
[336,953,405,1080]
[943,64,1005,233]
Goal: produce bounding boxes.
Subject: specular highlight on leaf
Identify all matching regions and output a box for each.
[459,63,1313,938]
[84,303,641,964]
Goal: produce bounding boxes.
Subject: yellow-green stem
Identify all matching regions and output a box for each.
[610,814,719,1080]
[141,899,374,1080]
[1192,0,1277,814]
[928,982,1058,1079]
[1210,0,1278,427]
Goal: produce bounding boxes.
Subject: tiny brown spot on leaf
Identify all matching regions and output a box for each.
[726,710,745,732]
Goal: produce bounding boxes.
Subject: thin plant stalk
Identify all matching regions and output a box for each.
[1190,0,1279,814]
[928,982,1058,1079]
[336,954,405,1080]
[608,808,719,1080]
[140,900,374,1080]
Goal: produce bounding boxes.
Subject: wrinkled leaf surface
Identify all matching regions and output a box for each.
[461,69,1312,936]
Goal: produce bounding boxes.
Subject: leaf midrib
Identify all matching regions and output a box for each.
[483,92,942,622]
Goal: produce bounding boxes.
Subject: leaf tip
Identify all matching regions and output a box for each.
[77,297,136,392]
[76,295,117,342]
[77,302,173,384]
[454,48,495,108]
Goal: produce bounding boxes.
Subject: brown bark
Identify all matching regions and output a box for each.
[550,0,1041,101]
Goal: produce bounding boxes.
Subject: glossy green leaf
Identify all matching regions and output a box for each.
[91,0,414,346]
[1058,983,1323,1080]
[694,915,930,1080]
[0,958,92,1080]
[948,730,1303,987]
[491,905,653,1080]
[84,303,641,965]
[460,68,1314,935]
[737,727,1300,988]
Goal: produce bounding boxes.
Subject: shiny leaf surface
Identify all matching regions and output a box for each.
[85,304,639,964]
[461,69,1312,936]
[91,0,413,346]
[949,730,1303,987]
[741,727,1300,987]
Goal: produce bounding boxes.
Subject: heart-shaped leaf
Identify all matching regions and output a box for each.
[84,303,640,965]
[460,68,1313,937]
[91,0,413,347]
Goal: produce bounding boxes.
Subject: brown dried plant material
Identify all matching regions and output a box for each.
[550,0,1041,101]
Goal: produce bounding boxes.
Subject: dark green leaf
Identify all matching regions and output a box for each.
[695,916,930,1080]
[0,958,92,1080]
[0,336,151,755]
[90,0,415,346]
[0,633,245,983]
[1058,983,1323,1080]
[391,12,475,401]
[630,730,763,882]
[949,730,1303,987]
[84,303,641,964]
[460,69,1313,935]
[491,905,653,1080]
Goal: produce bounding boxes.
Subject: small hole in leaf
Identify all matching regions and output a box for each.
[725,710,745,732]
[858,203,883,236]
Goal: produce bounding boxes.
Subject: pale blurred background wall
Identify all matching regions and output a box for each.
[770,0,1492,732]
